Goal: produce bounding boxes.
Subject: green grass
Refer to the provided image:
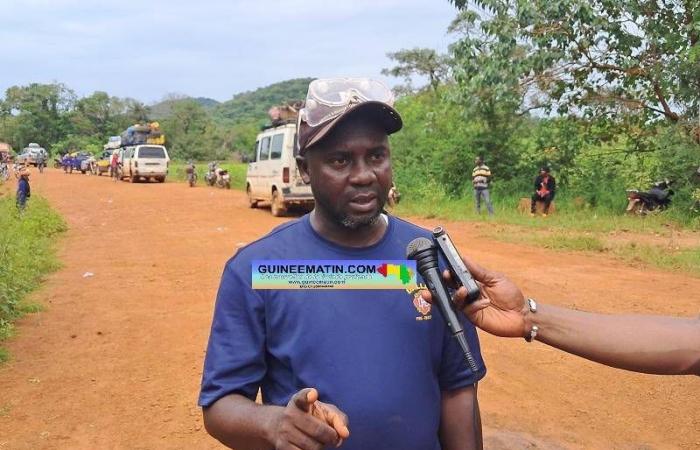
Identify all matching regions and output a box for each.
[169,161,247,190]
[393,188,698,234]
[393,186,700,276]
[0,195,67,362]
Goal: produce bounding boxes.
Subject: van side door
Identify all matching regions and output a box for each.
[257,135,272,200]
[247,140,260,196]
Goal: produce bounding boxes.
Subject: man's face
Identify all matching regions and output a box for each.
[300,115,392,229]
[540,169,547,176]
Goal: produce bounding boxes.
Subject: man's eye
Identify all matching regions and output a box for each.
[370,151,386,161]
[330,157,348,165]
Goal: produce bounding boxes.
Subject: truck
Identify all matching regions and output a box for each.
[245,102,314,216]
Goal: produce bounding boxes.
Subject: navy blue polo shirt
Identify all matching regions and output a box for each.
[199,214,486,450]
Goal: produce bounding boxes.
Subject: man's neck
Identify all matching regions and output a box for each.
[310,209,388,248]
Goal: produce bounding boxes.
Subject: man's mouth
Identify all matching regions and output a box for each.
[348,193,378,212]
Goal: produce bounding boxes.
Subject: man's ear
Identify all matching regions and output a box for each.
[296,155,311,184]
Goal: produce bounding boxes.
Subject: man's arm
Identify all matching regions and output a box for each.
[439,385,482,450]
[422,258,700,376]
[204,388,349,450]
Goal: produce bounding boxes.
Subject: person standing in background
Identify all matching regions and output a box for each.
[531,166,556,217]
[16,168,31,212]
[472,156,494,216]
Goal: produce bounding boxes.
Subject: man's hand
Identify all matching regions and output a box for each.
[420,257,529,338]
[268,387,350,450]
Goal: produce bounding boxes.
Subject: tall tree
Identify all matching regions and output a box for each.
[448,0,699,125]
[381,48,451,92]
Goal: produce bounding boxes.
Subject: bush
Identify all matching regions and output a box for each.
[0,195,66,361]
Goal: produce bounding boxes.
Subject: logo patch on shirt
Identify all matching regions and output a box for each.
[407,283,432,320]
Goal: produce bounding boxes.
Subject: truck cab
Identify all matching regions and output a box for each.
[246,123,314,216]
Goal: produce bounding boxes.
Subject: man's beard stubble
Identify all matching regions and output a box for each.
[313,188,388,230]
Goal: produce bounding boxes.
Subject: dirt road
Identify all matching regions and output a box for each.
[1,169,698,449]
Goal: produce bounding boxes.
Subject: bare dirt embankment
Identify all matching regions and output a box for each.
[0,169,698,449]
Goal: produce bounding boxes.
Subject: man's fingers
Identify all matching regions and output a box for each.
[292,387,317,413]
[461,255,493,283]
[327,408,350,439]
[463,298,490,317]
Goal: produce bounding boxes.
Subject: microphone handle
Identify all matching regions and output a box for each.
[423,267,479,372]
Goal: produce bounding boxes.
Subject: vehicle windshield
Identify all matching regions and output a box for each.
[138,146,166,158]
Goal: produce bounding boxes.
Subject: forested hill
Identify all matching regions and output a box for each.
[149,96,220,120]
[212,77,313,125]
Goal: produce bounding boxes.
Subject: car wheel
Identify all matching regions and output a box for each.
[271,190,286,217]
[157,176,165,183]
[130,174,138,183]
[247,185,257,208]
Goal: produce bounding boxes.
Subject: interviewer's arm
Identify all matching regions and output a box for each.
[422,258,700,376]
[526,304,700,375]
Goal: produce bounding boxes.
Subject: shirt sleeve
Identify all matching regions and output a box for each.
[438,312,486,391]
[198,257,267,407]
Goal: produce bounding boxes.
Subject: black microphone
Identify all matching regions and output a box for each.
[406,237,479,372]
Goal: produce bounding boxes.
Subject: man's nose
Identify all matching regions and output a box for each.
[348,158,375,185]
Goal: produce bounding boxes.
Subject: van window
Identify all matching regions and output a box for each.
[270,134,283,160]
[260,137,271,160]
[253,140,259,162]
[138,146,166,158]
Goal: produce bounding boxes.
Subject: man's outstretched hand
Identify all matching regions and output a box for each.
[269,387,350,449]
[421,257,529,338]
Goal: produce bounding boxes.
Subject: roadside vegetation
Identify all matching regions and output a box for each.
[0,194,66,362]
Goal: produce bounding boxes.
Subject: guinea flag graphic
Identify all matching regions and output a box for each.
[377,263,413,285]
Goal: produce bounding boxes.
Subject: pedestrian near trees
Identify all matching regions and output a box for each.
[472,156,494,215]
[16,168,31,212]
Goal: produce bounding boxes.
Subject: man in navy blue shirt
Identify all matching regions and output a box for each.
[199,78,486,450]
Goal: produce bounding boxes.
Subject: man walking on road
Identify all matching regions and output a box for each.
[199,78,486,450]
[472,156,494,215]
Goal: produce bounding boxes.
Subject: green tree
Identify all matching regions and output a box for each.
[0,83,76,151]
[448,0,699,124]
[381,48,451,92]
[161,100,215,160]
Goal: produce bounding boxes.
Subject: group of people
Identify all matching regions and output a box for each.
[198,78,698,450]
[471,157,557,217]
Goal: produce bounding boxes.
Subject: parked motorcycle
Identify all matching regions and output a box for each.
[0,162,9,181]
[215,168,231,189]
[205,163,230,189]
[626,179,674,215]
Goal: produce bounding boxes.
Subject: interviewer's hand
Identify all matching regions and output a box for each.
[268,387,350,450]
[420,257,529,338]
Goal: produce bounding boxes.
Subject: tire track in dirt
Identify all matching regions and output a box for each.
[0,169,698,449]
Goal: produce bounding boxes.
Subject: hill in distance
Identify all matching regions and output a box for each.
[149,96,220,120]
[212,77,313,125]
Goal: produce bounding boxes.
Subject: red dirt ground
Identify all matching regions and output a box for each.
[0,169,698,449]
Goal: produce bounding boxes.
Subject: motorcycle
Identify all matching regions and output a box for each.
[214,168,231,189]
[205,164,230,189]
[626,179,674,215]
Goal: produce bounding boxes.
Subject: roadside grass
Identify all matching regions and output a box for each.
[394,190,700,276]
[0,195,67,363]
[169,162,247,190]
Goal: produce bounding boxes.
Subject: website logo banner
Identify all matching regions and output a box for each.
[252,260,417,290]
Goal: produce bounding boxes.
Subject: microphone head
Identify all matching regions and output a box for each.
[406,237,433,259]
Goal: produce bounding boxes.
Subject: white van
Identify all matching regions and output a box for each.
[246,123,314,216]
[118,144,170,183]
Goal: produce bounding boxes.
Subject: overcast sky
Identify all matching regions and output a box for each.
[0,0,459,104]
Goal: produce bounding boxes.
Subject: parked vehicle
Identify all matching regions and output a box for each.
[626,180,674,215]
[93,150,112,176]
[118,144,169,183]
[62,152,92,174]
[19,143,48,166]
[246,122,314,216]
